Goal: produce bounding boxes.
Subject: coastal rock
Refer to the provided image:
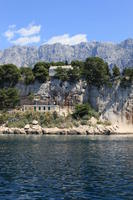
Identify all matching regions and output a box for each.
[89,117,97,125]
[24,124,30,129]
[32,120,38,125]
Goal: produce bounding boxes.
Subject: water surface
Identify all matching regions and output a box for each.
[0,135,133,199]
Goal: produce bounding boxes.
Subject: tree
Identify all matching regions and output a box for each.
[20,67,35,85]
[112,65,120,77]
[0,88,20,110]
[122,67,133,78]
[67,66,81,82]
[32,63,49,83]
[34,62,50,69]
[50,61,66,66]
[71,60,84,69]
[0,64,20,87]
[55,67,69,81]
[120,67,133,87]
[83,57,110,87]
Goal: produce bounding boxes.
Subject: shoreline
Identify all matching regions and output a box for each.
[0,125,132,135]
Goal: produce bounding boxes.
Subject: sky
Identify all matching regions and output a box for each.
[0,0,133,49]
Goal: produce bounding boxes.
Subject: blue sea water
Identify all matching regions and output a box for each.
[0,135,133,200]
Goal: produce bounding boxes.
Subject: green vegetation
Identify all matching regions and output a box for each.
[112,65,120,77]
[0,58,133,88]
[0,88,20,110]
[0,111,78,128]
[50,61,66,66]
[83,57,111,87]
[32,62,50,83]
[0,57,133,112]
[0,64,20,87]
[55,57,112,86]
[55,65,81,82]
[120,68,133,87]
[55,67,69,81]
[20,67,35,85]
[72,103,98,119]
[0,102,98,128]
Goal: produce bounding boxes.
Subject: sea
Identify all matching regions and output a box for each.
[0,135,133,200]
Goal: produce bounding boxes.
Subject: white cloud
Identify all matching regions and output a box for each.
[17,24,41,37]
[4,30,14,41]
[11,36,40,46]
[45,34,88,45]
[4,23,41,45]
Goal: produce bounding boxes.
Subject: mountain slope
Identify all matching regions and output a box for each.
[1,38,133,69]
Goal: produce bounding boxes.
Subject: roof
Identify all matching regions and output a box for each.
[49,65,72,69]
[49,65,72,76]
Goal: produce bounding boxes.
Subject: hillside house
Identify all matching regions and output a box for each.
[49,65,73,77]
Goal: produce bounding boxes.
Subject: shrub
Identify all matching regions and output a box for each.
[112,65,120,77]
[73,103,98,119]
[0,88,20,110]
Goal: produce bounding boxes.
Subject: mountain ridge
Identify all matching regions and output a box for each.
[0,38,133,69]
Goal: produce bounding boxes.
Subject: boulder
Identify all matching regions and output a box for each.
[32,120,38,125]
[24,124,30,129]
[89,117,97,125]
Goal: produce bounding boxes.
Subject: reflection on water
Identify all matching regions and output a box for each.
[0,135,133,199]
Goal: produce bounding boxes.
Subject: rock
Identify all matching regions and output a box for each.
[89,117,97,125]
[32,120,38,125]
[1,39,133,69]
[24,124,30,129]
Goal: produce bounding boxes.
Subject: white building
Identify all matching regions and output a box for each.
[23,104,59,112]
[49,65,73,77]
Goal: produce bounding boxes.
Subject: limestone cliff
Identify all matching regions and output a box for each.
[16,79,133,126]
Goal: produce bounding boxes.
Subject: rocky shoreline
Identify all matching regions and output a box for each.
[0,120,130,135]
[0,122,130,137]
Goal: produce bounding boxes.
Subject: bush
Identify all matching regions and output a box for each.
[112,65,120,77]
[73,103,98,119]
[0,88,20,110]
[120,67,133,87]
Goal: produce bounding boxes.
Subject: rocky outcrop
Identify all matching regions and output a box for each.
[88,83,133,126]
[1,39,133,69]
[16,79,89,103]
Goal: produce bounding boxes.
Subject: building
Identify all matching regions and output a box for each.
[49,65,73,77]
[23,104,59,112]
[21,94,59,112]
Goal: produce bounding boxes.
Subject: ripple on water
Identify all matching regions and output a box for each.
[0,135,133,199]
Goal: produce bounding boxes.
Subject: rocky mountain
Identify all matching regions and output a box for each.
[1,38,133,69]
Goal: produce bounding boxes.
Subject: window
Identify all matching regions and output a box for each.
[39,106,41,111]
[34,106,36,111]
[48,106,50,111]
[43,106,45,110]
